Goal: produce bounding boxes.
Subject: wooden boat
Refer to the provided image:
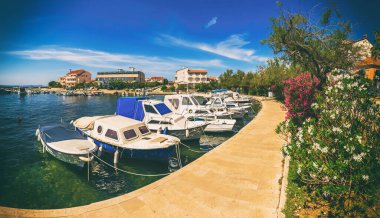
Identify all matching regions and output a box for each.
[73,115,180,160]
[36,125,97,167]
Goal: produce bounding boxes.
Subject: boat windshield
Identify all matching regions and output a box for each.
[123,129,138,140]
[182,97,192,105]
[154,103,172,115]
[138,125,150,135]
[191,96,199,105]
[144,104,158,114]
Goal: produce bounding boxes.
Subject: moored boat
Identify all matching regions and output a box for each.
[73,115,180,160]
[36,125,98,167]
[164,94,237,133]
[116,97,208,141]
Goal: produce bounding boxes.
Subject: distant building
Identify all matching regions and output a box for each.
[207,76,219,82]
[175,68,208,86]
[350,34,373,61]
[146,76,165,83]
[355,57,380,80]
[96,67,145,85]
[59,69,92,88]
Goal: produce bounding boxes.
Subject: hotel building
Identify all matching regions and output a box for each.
[175,68,208,86]
[96,67,145,85]
[59,69,92,88]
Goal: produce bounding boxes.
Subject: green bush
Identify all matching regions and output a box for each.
[278,70,380,216]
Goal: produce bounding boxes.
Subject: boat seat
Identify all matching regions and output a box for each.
[150,137,168,143]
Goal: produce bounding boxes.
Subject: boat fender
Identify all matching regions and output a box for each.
[79,155,92,162]
[35,128,39,137]
[97,146,103,157]
[185,129,190,138]
[157,127,162,135]
[114,149,119,164]
[163,127,168,135]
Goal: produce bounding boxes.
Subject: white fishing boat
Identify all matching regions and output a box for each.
[36,125,98,167]
[164,94,236,133]
[116,97,208,141]
[205,96,247,119]
[73,115,180,161]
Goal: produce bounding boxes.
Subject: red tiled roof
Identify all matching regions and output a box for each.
[188,69,207,73]
[67,69,91,76]
[357,57,380,67]
[150,76,164,80]
[208,76,219,81]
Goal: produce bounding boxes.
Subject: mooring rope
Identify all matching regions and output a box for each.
[90,151,171,177]
[180,142,208,153]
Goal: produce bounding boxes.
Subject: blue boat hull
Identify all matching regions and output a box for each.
[76,128,176,159]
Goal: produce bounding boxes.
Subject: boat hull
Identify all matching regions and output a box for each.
[39,133,95,167]
[150,125,206,141]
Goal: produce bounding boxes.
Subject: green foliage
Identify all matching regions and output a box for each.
[161,85,167,92]
[176,84,187,91]
[163,79,168,85]
[218,58,299,99]
[194,82,219,93]
[263,5,360,87]
[107,80,145,90]
[169,85,175,92]
[279,70,380,216]
[371,29,380,59]
[48,81,62,88]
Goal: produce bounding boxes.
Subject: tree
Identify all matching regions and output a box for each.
[48,81,62,88]
[169,86,175,92]
[263,4,360,88]
[161,85,167,92]
[163,79,168,85]
[371,29,380,59]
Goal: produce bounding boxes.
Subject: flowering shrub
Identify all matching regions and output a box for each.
[283,72,320,125]
[278,70,380,216]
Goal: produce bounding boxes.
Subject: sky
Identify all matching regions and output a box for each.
[0,0,379,85]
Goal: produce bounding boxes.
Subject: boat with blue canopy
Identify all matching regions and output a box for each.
[116,97,208,141]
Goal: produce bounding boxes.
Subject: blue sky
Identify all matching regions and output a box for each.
[0,0,378,85]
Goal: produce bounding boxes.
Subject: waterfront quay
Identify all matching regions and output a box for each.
[0,97,287,217]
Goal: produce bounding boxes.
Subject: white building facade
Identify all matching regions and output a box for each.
[175,68,208,86]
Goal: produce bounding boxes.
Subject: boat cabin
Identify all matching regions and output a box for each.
[75,115,153,146]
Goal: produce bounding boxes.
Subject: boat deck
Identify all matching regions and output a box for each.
[43,126,95,155]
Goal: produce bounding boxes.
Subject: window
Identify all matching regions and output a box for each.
[168,99,180,109]
[144,104,158,114]
[182,97,192,105]
[191,96,199,105]
[123,129,137,140]
[97,125,103,134]
[105,129,118,141]
[138,125,150,135]
[148,120,171,124]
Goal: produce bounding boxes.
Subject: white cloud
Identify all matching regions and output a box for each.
[157,34,269,63]
[8,47,226,77]
[205,16,218,29]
